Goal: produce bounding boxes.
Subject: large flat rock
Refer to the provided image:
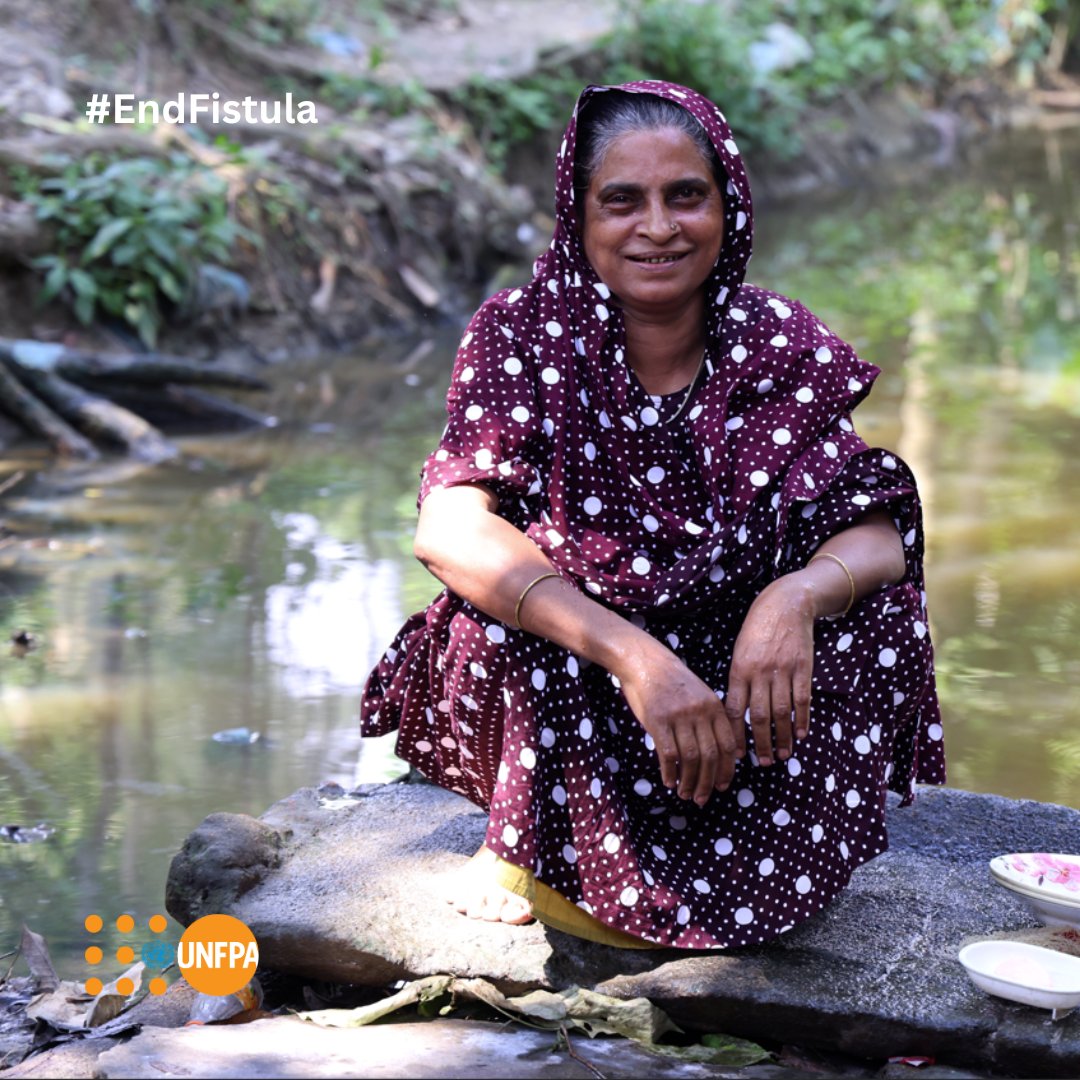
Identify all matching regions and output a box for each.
[94,1017,802,1080]
[166,783,1080,1077]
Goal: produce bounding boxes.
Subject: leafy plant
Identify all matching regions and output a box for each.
[599,0,1063,157]
[448,73,583,168]
[16,154,253,347]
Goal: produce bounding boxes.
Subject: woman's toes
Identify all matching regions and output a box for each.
[502,897,534,925]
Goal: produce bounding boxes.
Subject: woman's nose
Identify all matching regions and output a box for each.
[638,197,673,242]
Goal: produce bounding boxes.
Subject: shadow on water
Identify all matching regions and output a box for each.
[1,125,1078,972]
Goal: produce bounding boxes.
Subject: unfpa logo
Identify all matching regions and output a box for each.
[84,913,172,997]
[178,914,259,996]
[83,912,257,998]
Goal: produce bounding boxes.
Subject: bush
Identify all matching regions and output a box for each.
[16,153,252,347]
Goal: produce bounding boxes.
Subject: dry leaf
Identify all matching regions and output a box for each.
[296,975,453,1028]
[555,986,679,1042]
[298,975,679,1048]
[26,981,95,1031]
[20,926,59,993]
[84,962,144,1028]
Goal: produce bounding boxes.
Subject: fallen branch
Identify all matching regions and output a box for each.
[0,338,270,459]
[1033,88,1080,108]
[165,385,277,429]
[0,470,26,498]
[0,363,98,460]
[6,364,179,464]
[0,338,269,390]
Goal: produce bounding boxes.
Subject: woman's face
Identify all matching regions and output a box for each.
[581,127,725,320]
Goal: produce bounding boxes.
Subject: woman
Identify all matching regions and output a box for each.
[361,80,945,950]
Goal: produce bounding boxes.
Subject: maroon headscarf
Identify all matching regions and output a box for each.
[419,80,905,621]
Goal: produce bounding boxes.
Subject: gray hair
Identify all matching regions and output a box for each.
[573,91,723,193]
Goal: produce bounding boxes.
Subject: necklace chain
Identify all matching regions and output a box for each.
[663,349,707,426]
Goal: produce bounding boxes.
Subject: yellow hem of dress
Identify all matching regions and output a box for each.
[492,855,664,950]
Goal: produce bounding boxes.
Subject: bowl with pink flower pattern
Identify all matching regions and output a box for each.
[990,852,1080,929]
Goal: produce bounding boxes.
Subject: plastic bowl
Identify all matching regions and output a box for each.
[958,940,1080,1017]
[990,853,1080,930]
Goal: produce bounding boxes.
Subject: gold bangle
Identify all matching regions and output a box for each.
[807,552,856,620]
[514,572,561,629]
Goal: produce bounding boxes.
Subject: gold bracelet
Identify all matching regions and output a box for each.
[514,572,561,630]
[807,552,856,620]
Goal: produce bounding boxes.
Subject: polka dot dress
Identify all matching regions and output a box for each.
[361,81,945,949]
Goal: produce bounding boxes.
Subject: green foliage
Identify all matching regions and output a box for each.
[440,0,1064,166]
[448,73,583,168]
[319,73,436,119]
[209,0,322,44]
[599,0,1063,156]
[15,154,251,348]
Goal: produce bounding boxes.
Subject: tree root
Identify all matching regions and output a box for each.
[0,337,269,461]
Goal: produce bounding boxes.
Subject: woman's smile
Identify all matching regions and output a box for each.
[581,127,725,317]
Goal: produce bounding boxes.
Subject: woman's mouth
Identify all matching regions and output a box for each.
[627,253,687,265]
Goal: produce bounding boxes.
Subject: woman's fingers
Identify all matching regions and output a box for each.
[672,721,703,801]
[651,725,680,791]
[711,707,737,792]
[793,665,812,740]
[747,677,774,765]
[724,687,747,760]
[770,678,794,761]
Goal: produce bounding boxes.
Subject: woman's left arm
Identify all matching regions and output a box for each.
[723,509,906,767]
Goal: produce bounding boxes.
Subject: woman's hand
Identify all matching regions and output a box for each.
[723,509,907,765]
[724,576,816,766]
[616,638,738,806]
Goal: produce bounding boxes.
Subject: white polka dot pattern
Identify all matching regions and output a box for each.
[360,79,944,951]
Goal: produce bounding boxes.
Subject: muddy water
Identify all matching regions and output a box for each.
[1,127,1078,973]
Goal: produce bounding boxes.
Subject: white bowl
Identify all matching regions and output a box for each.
[990,853,1080,930]
[959,940,1080,1018]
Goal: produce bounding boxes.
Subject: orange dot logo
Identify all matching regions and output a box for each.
[82,911,173,997]
[177,914,258,996]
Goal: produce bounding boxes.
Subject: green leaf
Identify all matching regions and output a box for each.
[67,268,98,300]
[144,227,177,264]
[40,260,69,304]
[136,306,158,349]
[85,217,133,261]
[646,1033,772,1068]
[74,291,95,325]
[111,242,139,267]
[156,269,184,303]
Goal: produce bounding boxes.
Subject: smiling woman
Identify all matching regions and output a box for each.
[360,81,944,949]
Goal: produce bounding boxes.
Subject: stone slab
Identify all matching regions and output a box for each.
[94,1017,804,1080]
[165,783,1080,1077]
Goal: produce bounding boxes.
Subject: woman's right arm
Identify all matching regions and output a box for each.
[415,483,739,805]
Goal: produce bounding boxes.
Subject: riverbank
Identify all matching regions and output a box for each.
[0,0,1077,372]
[3,783,1077,1078]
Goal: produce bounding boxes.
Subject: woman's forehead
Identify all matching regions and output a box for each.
[590,128,718,187]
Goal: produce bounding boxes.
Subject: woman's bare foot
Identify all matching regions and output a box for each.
[444,846,534,924]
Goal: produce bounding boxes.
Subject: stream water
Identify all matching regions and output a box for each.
[1,126,1078,976]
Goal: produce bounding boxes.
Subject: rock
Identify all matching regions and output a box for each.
[1,1039,117,1079]
[165,812,285,923]
[748,24,814,76]
[370,0,619,91]
[95,1016,790,1080]
[165,785,1080,1076]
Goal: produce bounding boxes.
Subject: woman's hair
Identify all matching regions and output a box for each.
[573,90,724,194]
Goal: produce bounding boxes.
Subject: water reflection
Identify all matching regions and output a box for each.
[1,127,1079,970]
[755,126,1080,807]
